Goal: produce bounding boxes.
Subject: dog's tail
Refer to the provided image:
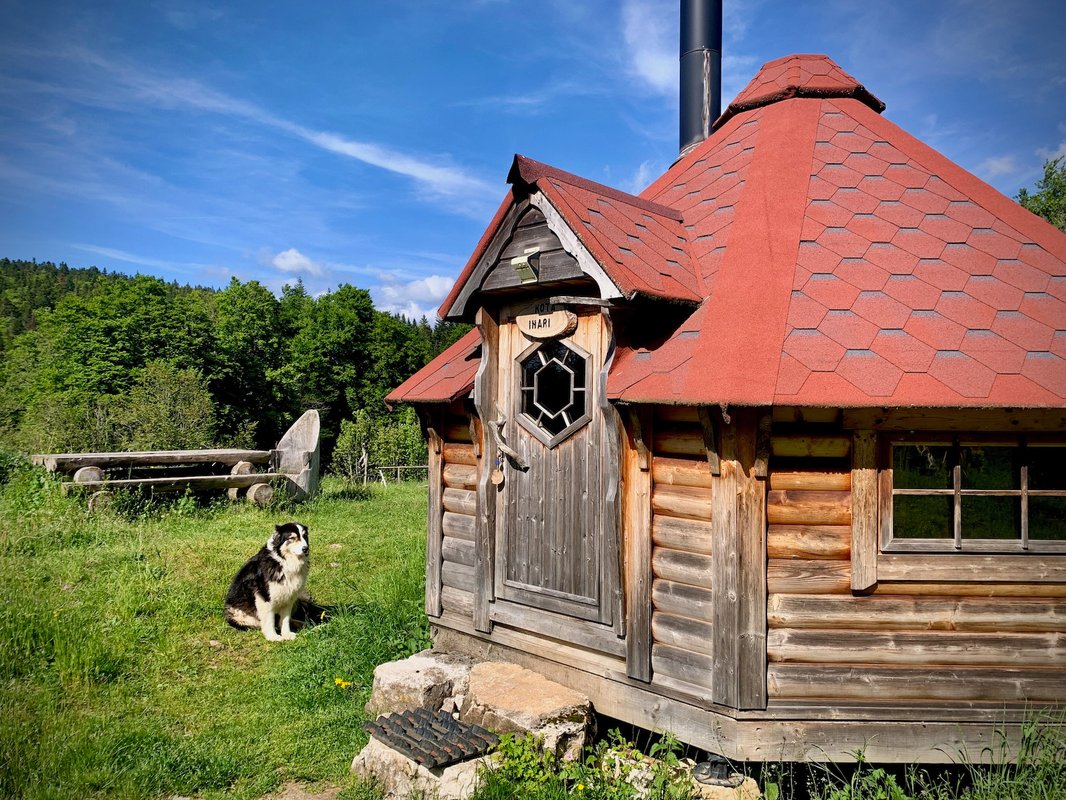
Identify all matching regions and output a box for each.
[223,605,258,630]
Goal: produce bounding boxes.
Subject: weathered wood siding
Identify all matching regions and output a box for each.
[436,405,479,621]
[480,205,584,293]
[649,406,715,696]
[767,407,1066,706]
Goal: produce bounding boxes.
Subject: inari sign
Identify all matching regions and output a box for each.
[516,305,578,340]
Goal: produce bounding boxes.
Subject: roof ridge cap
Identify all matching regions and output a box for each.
[510,154,683,222]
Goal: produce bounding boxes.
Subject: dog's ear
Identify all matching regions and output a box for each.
[267,529,282,550]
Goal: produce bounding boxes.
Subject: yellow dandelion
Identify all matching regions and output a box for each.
[334,677,352,689]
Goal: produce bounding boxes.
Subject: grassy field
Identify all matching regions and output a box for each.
[0,457,428,799]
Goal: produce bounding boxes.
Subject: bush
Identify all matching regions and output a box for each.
[333,407,426,481]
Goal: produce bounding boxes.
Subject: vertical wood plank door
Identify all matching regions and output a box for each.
[493,309,615,624]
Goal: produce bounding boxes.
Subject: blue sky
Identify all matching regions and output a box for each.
[1,0,1064,319]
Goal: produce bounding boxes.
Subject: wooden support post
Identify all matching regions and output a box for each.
[737,408,768,709]
[425,417,444,618]
[697,406,721,476]
[710,410,738,707]
[624,407,653,681]
[851,430,878,593]
[472,308,499,633]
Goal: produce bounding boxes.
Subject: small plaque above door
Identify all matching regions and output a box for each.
[516,304,578,340]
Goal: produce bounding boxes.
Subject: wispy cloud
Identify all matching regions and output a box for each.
[32,47,498,209]
[1037,124,1066,161]
[976,154,1023,181]
[72,243,211,274]
[622,0,676,96]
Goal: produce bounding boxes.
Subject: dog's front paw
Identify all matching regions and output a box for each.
[280,631,297,641]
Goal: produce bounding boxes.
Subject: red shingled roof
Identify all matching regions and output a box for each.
[387,328,480,404]
[396,54,1066,408]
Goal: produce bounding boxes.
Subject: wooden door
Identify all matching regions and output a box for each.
[492,307,614,624]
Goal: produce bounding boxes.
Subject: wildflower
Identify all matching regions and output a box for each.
[334,677,352,690]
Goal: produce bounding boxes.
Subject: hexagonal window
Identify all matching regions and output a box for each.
[516,340,591,447]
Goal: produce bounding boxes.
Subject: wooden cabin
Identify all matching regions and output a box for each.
[387,53,1066,763]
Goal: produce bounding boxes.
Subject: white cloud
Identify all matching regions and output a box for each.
[71,243,209,273]
[621,159,661,195]
[271,248,324,277]
[374,274,454,320]
[622,0,677,96]
[1037,125,1066,161]
[977,154,1022,180]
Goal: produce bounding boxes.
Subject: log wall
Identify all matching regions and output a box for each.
[767,407,1066,706]
[649,407,715,695]
[435,406,479,621]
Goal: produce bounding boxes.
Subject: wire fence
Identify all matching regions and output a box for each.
[361,464,429,484]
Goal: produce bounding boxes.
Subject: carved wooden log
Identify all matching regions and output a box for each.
[226,487,241,502]
[442,488,477,516]
[652,643,714,690]
[652,456,712,488]
[246,483,274,507]
[442,420,473,443]
[767,525,850,560]
[652,484,712,521]
[652,516,712,555]
[652,579,713,619]
[768,664,1066,703]
[652,612,714,656]
[442,511,476,541]
[442,561,475,593]
[769,471,851,491]
[442,464,477,490]
[440,586,474,617]
[771,435,851,459]
[442,443,477,466]
[767,490,852,526]
[32,448,271,472]
[767,629,1066,667]
[767,559,851,595]
[875,582,1066,598]
[230,460,255,475]
[651,547,713,588]
[653,427,703,456]
[73,466,104,483]
[768,594,1066,633]
[441,536,475,567]
[274,409,320,499]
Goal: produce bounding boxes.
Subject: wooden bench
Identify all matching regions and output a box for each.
[33,410,321,508]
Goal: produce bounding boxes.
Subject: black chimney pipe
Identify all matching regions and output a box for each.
[679,0,723,155]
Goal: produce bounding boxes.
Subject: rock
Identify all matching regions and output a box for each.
[365,650,474,716]
[459,662,591,760]
[351,736,487,800]
[693,775,762,800]
[208,639,223,649]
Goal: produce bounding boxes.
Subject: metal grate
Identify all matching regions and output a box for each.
[364,708,499,770]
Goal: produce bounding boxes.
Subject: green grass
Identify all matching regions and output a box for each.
[0,459,427,799]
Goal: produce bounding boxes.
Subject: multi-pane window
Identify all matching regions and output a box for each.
[886,436,1066,552]
[515,340,591,447]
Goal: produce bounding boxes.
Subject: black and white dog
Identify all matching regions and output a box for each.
[224,522,310,641]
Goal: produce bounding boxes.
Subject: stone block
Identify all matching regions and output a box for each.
[459,661,592,760]
[351,736,487,800]
[364,650,474,716]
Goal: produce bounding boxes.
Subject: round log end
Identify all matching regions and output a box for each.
[88,491,114,513]
[226,487,241,502]
[73,466,105,484]
[246,483,274,507]
[230,460,255,476]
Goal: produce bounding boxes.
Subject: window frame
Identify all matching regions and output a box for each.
[879,433,1066,555]
[513,338,592,449]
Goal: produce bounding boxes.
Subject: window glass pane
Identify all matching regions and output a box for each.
[893,444,952,489]
[1028,446,1066,490]
[961,496,1019,540]
[893,495,952,539]
[961,445,1017,490]
[1029,497,1066,541]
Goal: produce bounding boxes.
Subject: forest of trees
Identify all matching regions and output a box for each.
[0,259,469,471]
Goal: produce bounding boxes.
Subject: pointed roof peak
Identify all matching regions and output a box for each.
[716,54,885,130]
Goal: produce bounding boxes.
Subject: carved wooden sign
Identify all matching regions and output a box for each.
[516,303,578,340]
